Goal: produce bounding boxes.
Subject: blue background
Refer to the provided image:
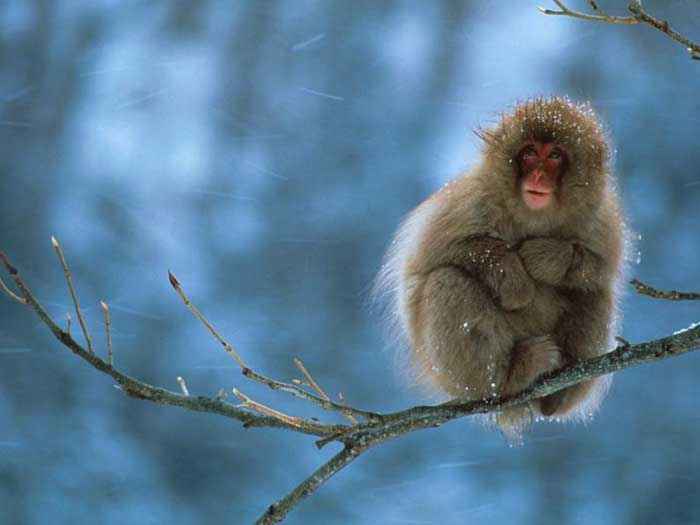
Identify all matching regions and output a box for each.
[1,1,699,524]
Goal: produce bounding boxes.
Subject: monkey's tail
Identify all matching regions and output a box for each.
[495,404,534,446]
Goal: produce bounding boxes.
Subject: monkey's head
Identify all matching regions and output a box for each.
[477,97,610,227]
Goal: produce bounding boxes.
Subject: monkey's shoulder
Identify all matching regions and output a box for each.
[422,173,503,236]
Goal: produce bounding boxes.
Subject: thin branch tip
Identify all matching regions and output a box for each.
[177,376,190,396]
[168,270,180,288]
[233,388,304,428]
[101,300,113,366]
[51,237,94,354]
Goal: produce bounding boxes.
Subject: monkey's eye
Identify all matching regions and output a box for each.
[549,148,562,160]
[520,146,537,160]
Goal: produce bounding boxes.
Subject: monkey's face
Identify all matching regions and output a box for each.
[516,142,568,211]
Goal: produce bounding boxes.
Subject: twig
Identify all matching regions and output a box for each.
[245,367,378,421]
[540,0,700,60]
[615,335,631,348]
[294,357,358,424]
[168,270,247,369]
[100,301,113,366]
[233,388,303,428]
[631,278,700,301]
[0,275,26,303]
[51,237,94,354]
[177,376,190,396]
[168,270,380,422]
[588,0,605,16]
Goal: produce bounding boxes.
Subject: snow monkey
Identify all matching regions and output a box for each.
[378,97,625,440]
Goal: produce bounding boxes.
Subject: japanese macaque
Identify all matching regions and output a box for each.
[377,97,626,441]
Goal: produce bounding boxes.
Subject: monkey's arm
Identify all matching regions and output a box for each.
[518,238,606,291]
[448,236,535,311]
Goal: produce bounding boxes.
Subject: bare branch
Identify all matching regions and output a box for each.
[538,1,638,24]
[244,366,379,421]
[294,357,358,424]
[51,236,94,354]
[169,270,380,422]
[168,270,248,369]
[0,250,343,440]
[627,1,700,60]
[631,278,700,301]
[233,388,304,428]
[0,275,26,304]
[541,1,700,60]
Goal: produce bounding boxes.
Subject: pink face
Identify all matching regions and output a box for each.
[516,142,568,211]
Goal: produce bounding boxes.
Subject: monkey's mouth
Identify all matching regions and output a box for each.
[525,189,551,197]
[523,188,553,210]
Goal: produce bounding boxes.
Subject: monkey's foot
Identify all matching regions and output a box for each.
[496,405,534,446]
[506,335,562,394]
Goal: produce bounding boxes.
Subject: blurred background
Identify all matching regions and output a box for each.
[1,1,699,524]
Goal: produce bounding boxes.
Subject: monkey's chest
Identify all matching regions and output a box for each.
[503,284,567,339]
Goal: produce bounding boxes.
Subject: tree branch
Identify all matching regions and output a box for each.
[168,269,381,423]
[255,321,700,523]
[2,245,699,524]
[540,1,700,60]
[51,236,94,354]
[255,444,367,525]
[0,249,344,440]
[539,0,638,24]
[631,278,700,301]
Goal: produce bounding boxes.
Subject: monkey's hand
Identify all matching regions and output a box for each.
[454,236,534,310]
[496,252,536,311]
[519,238,606,291]
[518,238,576,287]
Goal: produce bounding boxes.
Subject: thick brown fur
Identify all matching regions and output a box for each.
[377,97,626,442]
